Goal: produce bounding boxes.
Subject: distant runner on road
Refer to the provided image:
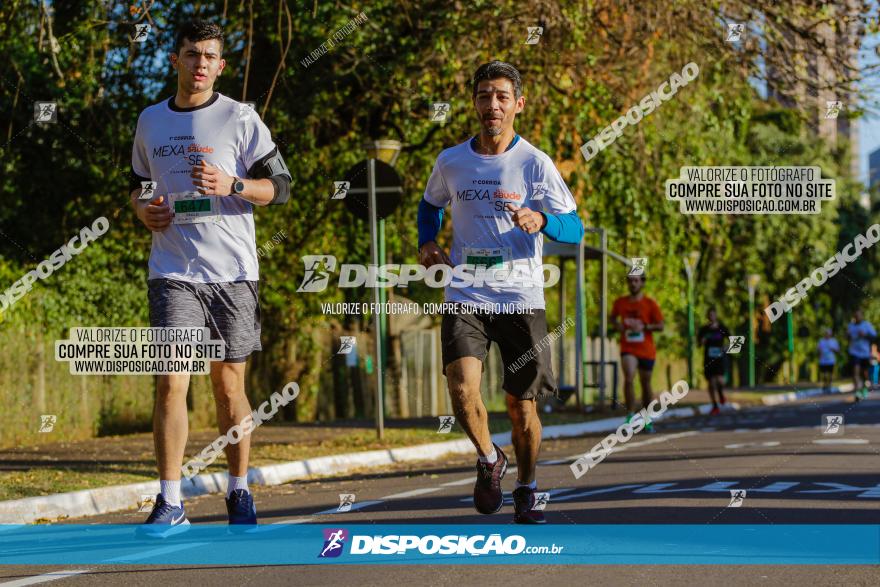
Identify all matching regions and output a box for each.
[817,328,840,392]
[698,307,730,415]
[611,272,664,431]
[847,309,875,402]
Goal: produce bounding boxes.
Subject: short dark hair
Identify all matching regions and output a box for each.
[175,19,224,54]
[472,61,522,99]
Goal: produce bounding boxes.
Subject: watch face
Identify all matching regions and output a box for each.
[234,180,245,194]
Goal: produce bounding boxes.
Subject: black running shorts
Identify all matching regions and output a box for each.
[440,305,558,400]
[703,354,727,378]
[850,356,872,371]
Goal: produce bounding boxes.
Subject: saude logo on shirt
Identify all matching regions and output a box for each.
[455,185,525,213]
[151,140,215,166]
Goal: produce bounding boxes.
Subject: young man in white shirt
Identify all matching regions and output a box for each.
[418,61,584,524]
[129,19,291,536]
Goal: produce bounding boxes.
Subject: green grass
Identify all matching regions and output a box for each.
[0,468,155,502]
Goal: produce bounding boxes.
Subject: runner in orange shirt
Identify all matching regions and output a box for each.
[611,272,664,431]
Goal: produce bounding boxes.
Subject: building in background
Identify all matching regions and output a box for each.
[869,147,880,189]
[766,0,863,179]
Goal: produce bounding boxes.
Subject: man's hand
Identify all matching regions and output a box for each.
[506,203,545,235]
[191,161,234,196]
[419,241,453,268]
[137,195,172,232]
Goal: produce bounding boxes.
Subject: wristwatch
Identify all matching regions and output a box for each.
[230,177,245,196]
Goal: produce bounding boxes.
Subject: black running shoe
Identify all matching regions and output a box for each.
[512,486,547,524]
[473,444,507,515]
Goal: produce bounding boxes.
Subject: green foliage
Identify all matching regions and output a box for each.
[0,1,876,445]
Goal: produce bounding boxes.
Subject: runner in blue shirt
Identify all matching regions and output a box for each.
[848,309,876,401]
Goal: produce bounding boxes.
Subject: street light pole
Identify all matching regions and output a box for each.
[683,251,700,389]
[747,274,761,388]
[786,309,795,384]
[361,140,401,439]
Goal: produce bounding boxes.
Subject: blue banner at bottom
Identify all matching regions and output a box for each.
[0,525,877,565]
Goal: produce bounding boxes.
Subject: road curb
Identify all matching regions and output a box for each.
[0,402,737,524]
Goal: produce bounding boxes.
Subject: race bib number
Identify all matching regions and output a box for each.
[625,330,645,343]
[463,247,511,269]
[708,346,723,358]
[169,191,220,224]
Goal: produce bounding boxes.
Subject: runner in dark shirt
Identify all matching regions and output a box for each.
[698,308,730,415]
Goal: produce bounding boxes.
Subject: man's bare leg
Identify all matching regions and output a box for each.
[210,361,252,478]
[638,367,654,409]
[446,357,493,456]
[707,376,718,405]
[621,354,638,412]
[448,356,507,516]
[154,372,192,481]
[507,394,541,484]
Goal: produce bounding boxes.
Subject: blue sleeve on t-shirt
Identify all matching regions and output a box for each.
[540,210,584,243]
[418,197,444,248]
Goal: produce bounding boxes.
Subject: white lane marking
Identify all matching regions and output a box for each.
[564,430,701,461]
[239,517,316,533]
[724,441,781,449]
[314,500,384,515]
[813,438,869,445]
[104,542,206,563]
[0,571,90,586]
[270,517,314,525]
[381,487,442,500]
[539,458,571,465]
[440,477,474,487]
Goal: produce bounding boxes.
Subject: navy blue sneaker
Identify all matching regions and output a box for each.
[226,489,257,529]
[135,494,190,538]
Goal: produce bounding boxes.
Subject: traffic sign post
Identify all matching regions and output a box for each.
[342,159,403,439]
[367,160,384,439]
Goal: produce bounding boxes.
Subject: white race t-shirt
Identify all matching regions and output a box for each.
[131,92,276,283]
[423,137,577,309]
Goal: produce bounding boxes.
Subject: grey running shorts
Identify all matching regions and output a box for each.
[148,278,261,363]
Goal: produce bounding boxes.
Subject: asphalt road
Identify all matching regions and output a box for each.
[2,393,878,586]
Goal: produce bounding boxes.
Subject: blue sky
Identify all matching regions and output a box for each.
[859,32,880,184]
